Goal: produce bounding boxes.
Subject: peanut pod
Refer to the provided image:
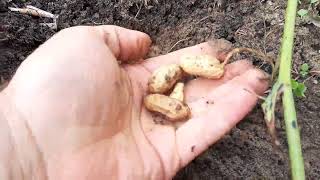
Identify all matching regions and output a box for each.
[169,82,185,102]
[148,64,183,93]
[180,54,224,79]
[144,94,190,121]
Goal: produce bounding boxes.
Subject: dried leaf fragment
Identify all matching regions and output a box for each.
[9,5,57,19]
[144,94,190,121]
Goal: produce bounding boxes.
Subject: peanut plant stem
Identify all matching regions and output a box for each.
[279,0,305,179]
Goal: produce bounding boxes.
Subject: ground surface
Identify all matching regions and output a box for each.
[0,0,319,179]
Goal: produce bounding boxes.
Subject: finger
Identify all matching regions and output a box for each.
[176,69,269,167]
[142,39,232,72]
[94,25,152,62]
[185,60,253,103]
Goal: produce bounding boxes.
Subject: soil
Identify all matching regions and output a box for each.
[1,0,319,179]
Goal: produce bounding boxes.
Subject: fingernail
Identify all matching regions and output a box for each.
[208,39,232,51]
[257,70,271,81]
[216,51,228,61]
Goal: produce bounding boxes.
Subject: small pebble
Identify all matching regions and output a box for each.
[93,13,100,19]
[312,79,318,84]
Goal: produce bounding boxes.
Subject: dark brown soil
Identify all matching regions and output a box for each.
[1,0,319,179]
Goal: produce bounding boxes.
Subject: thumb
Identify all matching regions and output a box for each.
[94,25,152,62]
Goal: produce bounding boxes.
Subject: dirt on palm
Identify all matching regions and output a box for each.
[1,0,319,179]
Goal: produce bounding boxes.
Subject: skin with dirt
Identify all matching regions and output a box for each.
[0,0,319,179]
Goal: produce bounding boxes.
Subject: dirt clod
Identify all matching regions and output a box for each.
[191,145,196,152]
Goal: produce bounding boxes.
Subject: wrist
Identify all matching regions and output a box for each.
[0,96,48,179]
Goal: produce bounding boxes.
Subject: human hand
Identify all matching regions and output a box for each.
[0,25,268,179]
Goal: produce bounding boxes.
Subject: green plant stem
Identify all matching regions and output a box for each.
[279,0,305,179]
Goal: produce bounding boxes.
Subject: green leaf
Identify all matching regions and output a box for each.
[291,79,299,89]
[299,63,309,77]
[300,71,308,77]
[300,63,309,72]
[297,9,309,17]
[291,79,307,97]
[296,83,307,97]
[311,0,318,4]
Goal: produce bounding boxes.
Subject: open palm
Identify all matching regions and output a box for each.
[1,26,268,179]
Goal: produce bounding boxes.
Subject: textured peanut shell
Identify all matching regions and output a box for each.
[148,64,183,93]
[180,55,225,79]
[169,82,184,102]
[144,94,190,121]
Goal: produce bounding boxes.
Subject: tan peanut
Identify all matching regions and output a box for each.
[144,94,190,121]
[180,54,225,79]
[148,64,183,93]
[169,82,185,102]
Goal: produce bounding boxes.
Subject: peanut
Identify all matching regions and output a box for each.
[144,94,190,121]
[148,64,183,93]
[169,82,185,102]
[180,54,224,79]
